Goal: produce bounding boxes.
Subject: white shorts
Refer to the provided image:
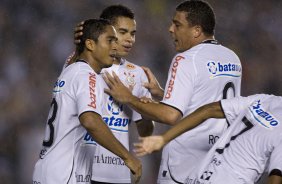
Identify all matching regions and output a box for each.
[157,146,181,184]
[184,157,243,184]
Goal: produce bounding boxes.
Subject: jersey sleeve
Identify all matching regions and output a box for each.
[161,54,195,115]
[73,71,103,117]
[268,140,282,175]
[220,94,266,125]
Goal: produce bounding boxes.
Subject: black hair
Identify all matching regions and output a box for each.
[100,5,134,25]
[76,18,111,55]
[176,0,215,36]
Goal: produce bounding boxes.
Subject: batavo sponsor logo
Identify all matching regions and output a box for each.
[83,132,97,145]
[165,55,185,99]
[249,100,279,129]
[103,116,130,132]
[88,72,97,109]
[207,61,241,79]
[53,79,65,93]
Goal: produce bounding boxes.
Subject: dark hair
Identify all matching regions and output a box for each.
[100,5,134,25]
[76,18,111,55]
[176,0,215,36]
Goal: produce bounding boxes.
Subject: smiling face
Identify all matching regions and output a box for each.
[169,11,197,52]
[112,16,136,58]
[92,25,118,69]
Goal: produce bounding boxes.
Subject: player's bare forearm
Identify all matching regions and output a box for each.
[136,119,154,137]
[268,175,282,184]
[162,102,224,144]
[104,71,181,125]
[128,99,181,125]
[79,112,131,160]
[79,111,142,182]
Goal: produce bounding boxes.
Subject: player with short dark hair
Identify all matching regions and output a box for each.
[134,94,282,184]
[103,1,242,183]
[32,18,141,184]
[72,4,154,184]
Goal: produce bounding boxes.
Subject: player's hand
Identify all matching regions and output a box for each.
[139,96,153,104]
[103,71,134,104]
[133,136,165,157]
[74,21,84,44]
[64,51,78,67]
[124,155,142,183]
[142,66,164,101]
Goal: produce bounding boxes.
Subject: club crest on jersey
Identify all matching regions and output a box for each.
[126,63,136,69]
[53,79,65,93]
[123,72,136,87]
[207,61,241,79]
[104,96,130,132]
[248,100,279,129]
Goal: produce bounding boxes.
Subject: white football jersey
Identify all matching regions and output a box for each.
[159,40,242,183]
[89,59,151,183]
[185,94,282,184]
[32,61,104,184]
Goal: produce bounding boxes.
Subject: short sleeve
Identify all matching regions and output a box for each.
[161,54,195,115]
[73,71,103,117]
[221,94,266,125]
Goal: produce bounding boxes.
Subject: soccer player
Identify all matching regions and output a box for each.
[32,19,141,184]
[73,5,154,184]
[134,94,282,184]
[103,1,242,183]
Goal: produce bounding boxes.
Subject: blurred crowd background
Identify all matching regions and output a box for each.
[1,0,282,183]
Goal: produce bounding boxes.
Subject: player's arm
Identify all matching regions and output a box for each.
[267,175,282,184]
[141,66,164,101]
[79,111,142,183]
[135,119,154,137]
[134,102,225,156]
[103,71,182,125]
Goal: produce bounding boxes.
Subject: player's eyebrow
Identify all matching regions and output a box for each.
[172,19,182,25]
[118,28,129,32]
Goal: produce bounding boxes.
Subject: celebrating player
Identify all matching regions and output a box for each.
[73,5,154,184]
[103,1,242,183]
[134,94,282,184]
[32,19,141,184]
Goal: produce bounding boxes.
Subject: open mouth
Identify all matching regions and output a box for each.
[109,54,117,61]
[123,45,132,52]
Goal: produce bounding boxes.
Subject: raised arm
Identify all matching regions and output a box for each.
[134,102,224,156]
[103,71,182,125]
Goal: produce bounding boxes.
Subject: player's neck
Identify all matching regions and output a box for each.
[114,57,123,65]
[78,55,102,74]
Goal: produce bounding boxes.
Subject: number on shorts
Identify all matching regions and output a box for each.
[43,98,58,147]
[216,117,253,154]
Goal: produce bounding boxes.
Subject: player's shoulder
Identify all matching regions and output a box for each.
[62,62,98,80]
[191,43,239,59]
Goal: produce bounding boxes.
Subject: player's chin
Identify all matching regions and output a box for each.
[117,50,129,57]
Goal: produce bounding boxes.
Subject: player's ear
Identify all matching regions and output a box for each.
[193,25,202,38]
[85,39,96,51]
